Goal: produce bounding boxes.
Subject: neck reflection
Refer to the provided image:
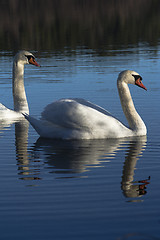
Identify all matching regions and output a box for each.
[121,137,150,200]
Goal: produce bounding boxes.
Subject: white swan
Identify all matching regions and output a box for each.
[0,50,40,120]
[25,70,147,139]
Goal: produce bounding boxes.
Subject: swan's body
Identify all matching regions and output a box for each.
[0,51,40,120]
[25,70,147,139]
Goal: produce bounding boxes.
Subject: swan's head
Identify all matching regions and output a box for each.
[14,50,40,67]
[118,70,147,90]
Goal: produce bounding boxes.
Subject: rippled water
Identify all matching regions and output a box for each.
[0,45,160,240]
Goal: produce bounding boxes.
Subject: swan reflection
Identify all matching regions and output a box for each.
[15,120,29,166]
[5,119,150,199]
[32,138,121,175]
[14,120,42,180]
[27,135,150,198]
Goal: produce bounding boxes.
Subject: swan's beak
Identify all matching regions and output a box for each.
[135,78,147,91]
[29,57,41,67]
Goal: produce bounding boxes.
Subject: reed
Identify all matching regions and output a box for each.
[0,0,160,52]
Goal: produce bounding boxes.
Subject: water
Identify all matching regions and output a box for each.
[0,45,160,240]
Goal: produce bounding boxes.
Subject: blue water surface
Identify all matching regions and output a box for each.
[0,45,160,240]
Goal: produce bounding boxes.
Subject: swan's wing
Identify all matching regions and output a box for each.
[69,98,113,117]
[41,98,117,130]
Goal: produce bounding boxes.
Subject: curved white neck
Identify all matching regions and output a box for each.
[117,80,146,135]
[12,61,29,114]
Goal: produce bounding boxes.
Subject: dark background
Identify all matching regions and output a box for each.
[0,0,160,52]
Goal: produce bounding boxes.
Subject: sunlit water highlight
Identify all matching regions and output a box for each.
[0,45,160,239]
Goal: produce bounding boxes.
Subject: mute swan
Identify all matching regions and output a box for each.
[0,50,40,120]
[25,70,147,139]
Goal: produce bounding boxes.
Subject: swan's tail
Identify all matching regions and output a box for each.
[23,113,45,136]
[23,113,59,138]
[0,103,8,110]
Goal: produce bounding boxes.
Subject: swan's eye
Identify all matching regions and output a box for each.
[25,55,35,62]
[132,74,142,81]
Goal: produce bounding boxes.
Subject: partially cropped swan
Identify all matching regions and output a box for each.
[0,50,40,120]
[25,70,147,139]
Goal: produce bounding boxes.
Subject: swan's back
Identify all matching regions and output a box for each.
[41,98,112,129]
[40,98,130,139]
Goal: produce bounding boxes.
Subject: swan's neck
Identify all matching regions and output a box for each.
[117,81,146,135]
[12,61,29,114]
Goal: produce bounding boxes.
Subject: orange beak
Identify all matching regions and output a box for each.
[29,57,40,67]
[135,78,147,91]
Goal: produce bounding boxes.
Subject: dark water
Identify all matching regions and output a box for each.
[0,45,160,240]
